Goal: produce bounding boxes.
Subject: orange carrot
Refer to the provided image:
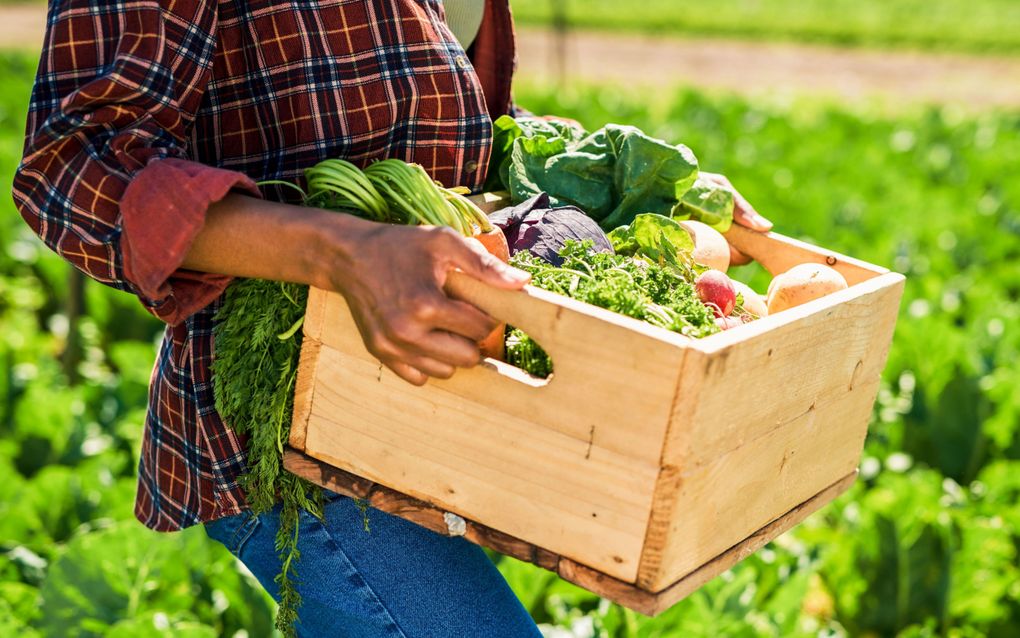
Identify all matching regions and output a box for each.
[473,227,510,360]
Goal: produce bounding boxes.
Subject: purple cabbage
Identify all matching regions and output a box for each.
[488,193,614,266]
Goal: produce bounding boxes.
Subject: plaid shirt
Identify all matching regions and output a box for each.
[13,0,516,531]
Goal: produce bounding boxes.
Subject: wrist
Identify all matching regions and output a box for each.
[302,209,374,292]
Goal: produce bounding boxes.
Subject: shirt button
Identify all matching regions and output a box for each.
[455,55,468,69]
[465,160,479,172]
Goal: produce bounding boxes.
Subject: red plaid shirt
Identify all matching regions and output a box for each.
[13,0,516,531]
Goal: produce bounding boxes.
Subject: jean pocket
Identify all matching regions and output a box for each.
[205,510,261,558]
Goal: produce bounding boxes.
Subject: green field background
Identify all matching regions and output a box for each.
[2,5,1020,634]
[510,0,1020,53]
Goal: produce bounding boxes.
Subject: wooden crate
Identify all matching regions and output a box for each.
[283,194,905,614]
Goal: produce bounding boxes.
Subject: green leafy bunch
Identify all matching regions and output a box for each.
[488,115,737,232]
[212,279,322,634]
[506,240,718,377]
[211,156,489,636]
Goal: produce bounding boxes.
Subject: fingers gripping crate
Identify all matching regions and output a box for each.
[283,194,904,614]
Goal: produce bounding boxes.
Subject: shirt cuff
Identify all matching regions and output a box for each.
[121,158,261,326]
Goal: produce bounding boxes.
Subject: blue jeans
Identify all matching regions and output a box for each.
[204,489,543,638]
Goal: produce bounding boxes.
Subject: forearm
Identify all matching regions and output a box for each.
[181,194,363,290]
[182,192,529,385]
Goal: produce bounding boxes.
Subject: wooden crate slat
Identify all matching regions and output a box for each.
[644,378,878,590]
[283,448,856,616]
[665,272,905,471]
[288,337,319,452]
[305,276,684,465]
[634,272,902,588]
[641,470,857,614]
[301,342,659,582]
[723,223,887,285]
[286,193,905,613]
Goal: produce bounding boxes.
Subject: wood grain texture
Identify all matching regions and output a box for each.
[302,285,329,341]
[288,190,905,600]
[724,224,887,285]
[315,271,689,462]
[301,344,658,581]
[287,337,321,452]
[635,272,903,588]
[284,448,564,571]
[670,272,905,470]
[296,272,696,582]
[642,471,858,613]
[646,380,878,590]
[284,448,856,616]
[289,287,330,451]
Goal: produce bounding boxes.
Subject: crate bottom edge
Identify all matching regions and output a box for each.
[282,447,856,616]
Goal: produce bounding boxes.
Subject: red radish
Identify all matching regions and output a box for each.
[715,316,744,330]
[695,269,737,317]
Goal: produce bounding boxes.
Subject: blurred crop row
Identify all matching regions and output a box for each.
[510,0,1020,53]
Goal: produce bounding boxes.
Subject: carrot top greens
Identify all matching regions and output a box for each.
[506,240,718,377]
[212,157,490,637]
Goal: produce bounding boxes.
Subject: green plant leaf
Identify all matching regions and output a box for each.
[672,176,736,232]
[503,122,699,229]
[36,523,273,638]
[608,213,695,265]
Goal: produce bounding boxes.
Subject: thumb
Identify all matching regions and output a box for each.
[446,235,530,290]
[732,192,773,232]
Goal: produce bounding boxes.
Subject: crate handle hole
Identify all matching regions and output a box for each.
[493,325,555,384]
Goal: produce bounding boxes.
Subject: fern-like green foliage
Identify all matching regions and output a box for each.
[209,158,486,635]
[506,241,718,376]
[212,279,323,637]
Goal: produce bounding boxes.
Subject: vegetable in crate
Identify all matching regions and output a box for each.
[608,213,696,268]
[732,280,769,318]
[676,219,731,273]
[484,115,587,193]
[488,115,737,232]
[488,192,614,265]
[213,157,503,636]
[506,241,718,377]
[767,263,849,314]
[696,270,737,318]
[673,176,736,232]
[606,213,767,326]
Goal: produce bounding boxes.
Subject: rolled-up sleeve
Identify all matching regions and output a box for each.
[11,0,259,325]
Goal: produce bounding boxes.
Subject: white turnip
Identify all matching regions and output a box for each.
[767,263,849,314]
[679,220,730,272]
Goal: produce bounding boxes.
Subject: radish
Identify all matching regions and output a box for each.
[695,269,736,317]
[714,316,744,330]
[731,280,768,318]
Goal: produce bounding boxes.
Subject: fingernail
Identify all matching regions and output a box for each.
[751,212,773,230]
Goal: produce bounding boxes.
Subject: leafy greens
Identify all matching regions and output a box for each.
[608,213,696,269]
[506,241,718,377]
[212,279,321,635]
[489,116,735,232]
[672,176,736,232]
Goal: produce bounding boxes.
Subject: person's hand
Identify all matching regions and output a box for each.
[698,172,773,266]
[317,222,530,386]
